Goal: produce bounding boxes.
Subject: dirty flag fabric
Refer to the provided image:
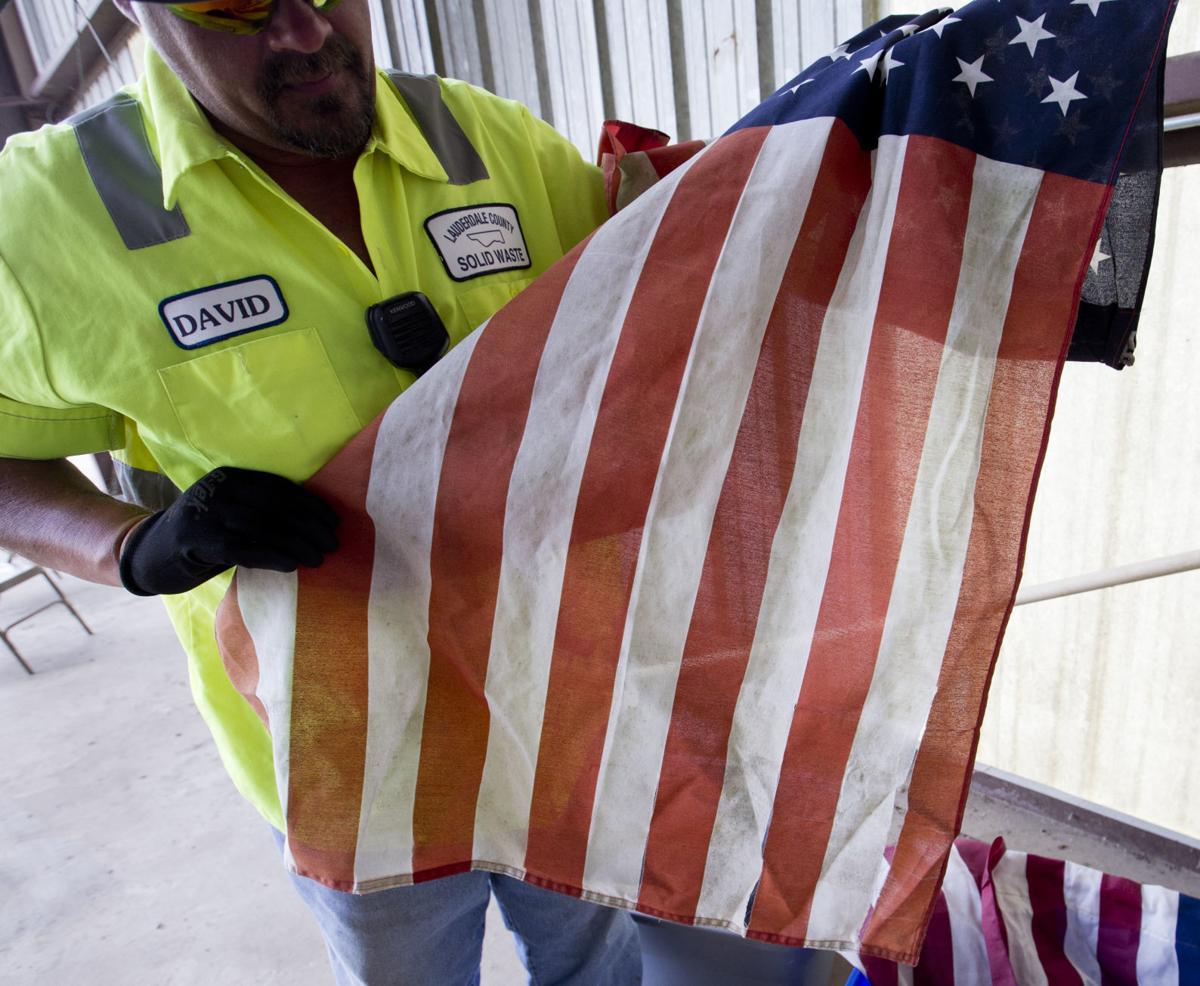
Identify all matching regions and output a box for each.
[215,0,1176,962]
[850,838,1200,985]
[596,120,707,216]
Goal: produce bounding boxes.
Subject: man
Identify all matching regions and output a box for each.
[0,1,640,981]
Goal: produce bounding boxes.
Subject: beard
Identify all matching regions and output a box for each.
[258,34,374,157]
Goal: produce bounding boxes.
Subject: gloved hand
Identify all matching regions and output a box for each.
[119,466,340,596]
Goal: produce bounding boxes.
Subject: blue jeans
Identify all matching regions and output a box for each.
[633,915,837,985]
[272,830,641,985]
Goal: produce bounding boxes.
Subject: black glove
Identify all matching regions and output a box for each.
[119,466,340,596]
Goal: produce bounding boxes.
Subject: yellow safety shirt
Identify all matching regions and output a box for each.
[0,48,607,828]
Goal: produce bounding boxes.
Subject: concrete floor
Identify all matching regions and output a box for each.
[2,567,1195,985]
[0,571,528,986]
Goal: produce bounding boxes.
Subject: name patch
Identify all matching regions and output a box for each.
[159,275,288,349]
[425,204,532,282]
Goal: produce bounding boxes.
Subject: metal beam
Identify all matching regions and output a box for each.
[1165,51,1200,117]
[1164,51,1200,168]
[0,94,49,108]
[1165,127,1200,169]
[0,2,36,94]
[25,1,132,111]
[971,765,1200,891]
[0,7,30,142]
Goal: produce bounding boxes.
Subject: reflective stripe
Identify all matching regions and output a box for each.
[70,95,191,251]
[112,459,181,512]
[385,72,490,185]
[72,77,484,248]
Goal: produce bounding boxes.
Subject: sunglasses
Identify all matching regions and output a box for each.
[135,0,347,36]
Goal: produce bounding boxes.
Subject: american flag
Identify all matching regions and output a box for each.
[216,0,1175,961]
[852,838,1200,984]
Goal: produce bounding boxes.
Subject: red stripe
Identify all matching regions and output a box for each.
[410,248,585,878]
[748,135,976,944]
[980,840,1018,986]
[913,890,954,986]
[521,126,770,890]
[286,415,382,890]
[861,171,1109,958]
[1027,857,1084,986]
[648,141,707,178]
[635,120,869,920]
[955,839,989,893]
[863,956,901,986]
[1098,874,1142,986]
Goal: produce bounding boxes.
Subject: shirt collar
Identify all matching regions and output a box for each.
[367,73,450,183]
[141,47,236,209]
[140,47,451,209]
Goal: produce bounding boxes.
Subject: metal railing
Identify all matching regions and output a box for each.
[1165,111,1200,132]
[1014,549,1200,607]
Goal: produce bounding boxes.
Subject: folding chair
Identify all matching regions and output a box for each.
[0,567,93,675]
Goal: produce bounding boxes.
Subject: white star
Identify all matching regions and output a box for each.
[855,51,884,81]
[922,16,961,38]
[1010,14,1056,57]
[882,50,905,81]
[1071,0,1117,15]
[787,79,814,95]
[1042,72,1087,115]
[953,56,993,98]
[1090,241,1111,273]
[827,43,851,62]
[897,23,920,37]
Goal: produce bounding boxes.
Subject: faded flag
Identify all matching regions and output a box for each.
[852,838,1200,985]
[216,0,1176,961]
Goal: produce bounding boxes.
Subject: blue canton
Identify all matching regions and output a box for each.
[729,0,1174,184]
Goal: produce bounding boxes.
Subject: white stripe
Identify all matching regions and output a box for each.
[1137,885,1181,985]
[350,328,483,884]
[238,568,298,870]
[471,150,706,870]
[581,117,836,904]
[841,951,868,975]
[943,847,993,985]
[1063,860,1104,985]
[991,851,1051,986]
[693,134,908,929]
[806,153,1040,941]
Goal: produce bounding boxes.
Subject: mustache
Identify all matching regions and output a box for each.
[258,34,366,99]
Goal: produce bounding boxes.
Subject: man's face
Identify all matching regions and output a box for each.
[120,0,375,158]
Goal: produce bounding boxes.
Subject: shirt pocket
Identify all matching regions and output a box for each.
[455,276,536,337]
[158,327,363,482]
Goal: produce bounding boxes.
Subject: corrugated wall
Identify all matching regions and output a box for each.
[11,0,87,67]
[40,1,863,148]
[8,0,140,118]
[372,0,862,150]
[70,33,141,112]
